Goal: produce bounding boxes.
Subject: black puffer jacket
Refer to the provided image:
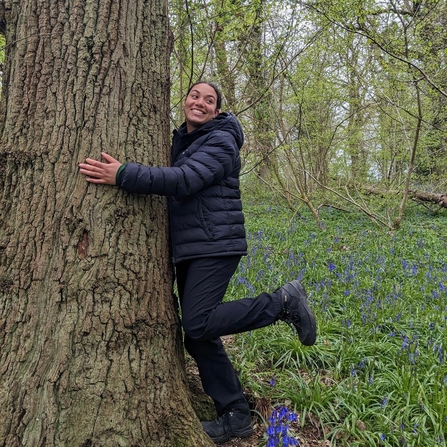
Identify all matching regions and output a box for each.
[117,112,248,264]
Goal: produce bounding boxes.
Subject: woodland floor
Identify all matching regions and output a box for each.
[187,335,330,447]
[220,420,330,447]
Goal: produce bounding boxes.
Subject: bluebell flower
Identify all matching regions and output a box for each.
[401,336,409,350]
[236,275,255,294]
[266,406,300,446]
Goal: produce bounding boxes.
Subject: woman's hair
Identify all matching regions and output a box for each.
[187,81,222,110]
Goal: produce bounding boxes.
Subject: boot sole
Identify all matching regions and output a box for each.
[211,426,254,444]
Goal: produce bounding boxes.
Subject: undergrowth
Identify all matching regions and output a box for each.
[226,201,447,446]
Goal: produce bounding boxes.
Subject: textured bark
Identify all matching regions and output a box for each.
[0,0,212,445]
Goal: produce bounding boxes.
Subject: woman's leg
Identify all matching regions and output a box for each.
[176,256,249,414]
[176,256,315,411]
[176,256,316,443]
[179,257,282,342]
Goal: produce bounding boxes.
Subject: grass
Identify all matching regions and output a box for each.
[225,201,447,446]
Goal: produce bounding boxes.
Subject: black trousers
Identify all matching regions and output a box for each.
[176,256,282,415]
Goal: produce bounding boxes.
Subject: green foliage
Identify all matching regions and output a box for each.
[0,35,4,61]
[226,202,447,446]
[169,0,447,227]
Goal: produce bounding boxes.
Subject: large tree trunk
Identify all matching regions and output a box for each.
[0,0,212,445]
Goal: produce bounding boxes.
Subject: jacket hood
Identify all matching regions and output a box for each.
[173,112,244,153]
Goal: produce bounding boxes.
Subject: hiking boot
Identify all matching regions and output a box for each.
[278,280,317,346]
[201,407,253,444]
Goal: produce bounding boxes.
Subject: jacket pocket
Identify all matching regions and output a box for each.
[198,201,215,240]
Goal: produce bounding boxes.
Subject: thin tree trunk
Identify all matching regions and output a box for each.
[393,26,423,230]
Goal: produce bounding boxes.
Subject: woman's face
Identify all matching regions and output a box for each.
[184,84,220,132]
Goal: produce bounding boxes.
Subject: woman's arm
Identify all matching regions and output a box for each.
[79,133,237,196]
[120,134,236,196]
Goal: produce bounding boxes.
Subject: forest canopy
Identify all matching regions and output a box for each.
[2,0,446,227]
[168,0,447,227]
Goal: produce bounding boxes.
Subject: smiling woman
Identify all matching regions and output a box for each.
[79,80,316,444]
[184,82,221,132]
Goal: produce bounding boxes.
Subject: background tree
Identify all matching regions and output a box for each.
[0,0,213,445]
[168,0,447,227]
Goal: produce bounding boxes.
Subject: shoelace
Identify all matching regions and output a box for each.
[211,413,230,425]
[281,301,301,328]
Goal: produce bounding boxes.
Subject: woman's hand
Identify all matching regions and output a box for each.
[79,152,122,185]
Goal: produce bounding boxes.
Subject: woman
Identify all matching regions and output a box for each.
[79,81,317,444]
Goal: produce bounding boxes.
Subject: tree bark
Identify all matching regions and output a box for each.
[0,0,212,445]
